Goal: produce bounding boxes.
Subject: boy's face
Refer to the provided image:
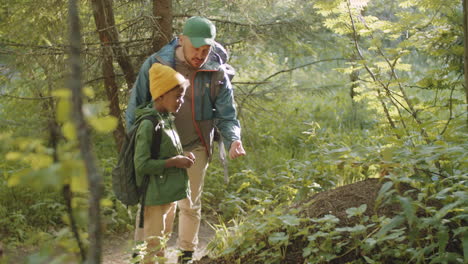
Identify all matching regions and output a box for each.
[159,86,186,113]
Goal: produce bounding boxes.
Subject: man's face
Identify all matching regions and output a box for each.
[160,86,186,113]
[180,36,211,68]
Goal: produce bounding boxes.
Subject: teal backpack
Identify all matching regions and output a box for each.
[112,115,161,212]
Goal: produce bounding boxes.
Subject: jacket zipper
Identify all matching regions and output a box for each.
[191,69,217,156]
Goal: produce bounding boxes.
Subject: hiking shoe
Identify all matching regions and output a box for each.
[177,250,193,264]
[131,252,140,264]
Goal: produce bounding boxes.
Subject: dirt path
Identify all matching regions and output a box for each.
[103,221,215,264]
[2,221,215,264]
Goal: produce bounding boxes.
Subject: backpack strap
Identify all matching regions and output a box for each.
[137,115,162,228]
[209,65,235,184]
[208,64,235,105]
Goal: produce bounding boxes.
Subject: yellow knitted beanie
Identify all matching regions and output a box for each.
[149,63,187,100]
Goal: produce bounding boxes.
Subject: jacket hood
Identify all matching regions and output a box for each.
[133,103,169,128]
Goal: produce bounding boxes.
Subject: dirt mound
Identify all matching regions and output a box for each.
[297,178,413,222]
[194,178,416,264]
[285,178,416,264]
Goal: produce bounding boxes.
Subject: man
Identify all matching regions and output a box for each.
[126,16,246,263]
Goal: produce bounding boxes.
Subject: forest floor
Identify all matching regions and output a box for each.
[4,178,406,264]
[2,221,215,264]
[102,221,215,264]
[194,178,414,264]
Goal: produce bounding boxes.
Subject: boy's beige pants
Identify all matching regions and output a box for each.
[134,202,177,263]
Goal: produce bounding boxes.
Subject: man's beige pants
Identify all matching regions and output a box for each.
[134,203,177,263]
[178,145,209,251]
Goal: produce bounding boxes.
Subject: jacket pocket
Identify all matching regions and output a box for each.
[155,168,188,202]
[194,73,216,121]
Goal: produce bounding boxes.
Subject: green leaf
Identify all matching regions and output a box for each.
[8,165,64,190]
[335,225,367,234]
[376,181,393,204]
[435,200,464,220]
[100,198,113,208]
[364,237,377,248]
[236,181,250,193]
[346,204,367,218]
[375,215,405,239]
[88,116,117,133]
[278,214,300,226]
[83,86,95,98]
[382,148,393,162]
[313,214,340,224]
[51,89,71,99]
[397,196,416,226]
[303,247,312,258]
[27,153,53,169]
[308,231,328,241]
[268,232,289,245]
[66,163,87,193]
[347,224,366,233]
[437,226,449,254]
[363,256,376,264]
[394,63,412,72]
[5,151,22,161]
[56,99,71,123]
[399,0,417,8]
[463,231,468,264]
[62,122,77,140]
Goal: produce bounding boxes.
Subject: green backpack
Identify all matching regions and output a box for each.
[112,115,161,208]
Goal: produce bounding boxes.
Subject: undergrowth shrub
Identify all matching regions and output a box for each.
[204,171,466,264]
[0,181,65,246]
[201,85,467,263]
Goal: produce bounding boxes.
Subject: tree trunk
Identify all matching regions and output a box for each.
[38,61,88,261]
[102,47,126,150]
[68,1,103,263]
[91,0,128,148]
[152,0,173,53]
[349,69,359,99]
[91,0,136,89]
[463,0,468,124]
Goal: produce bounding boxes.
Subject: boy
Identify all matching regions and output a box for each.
[133,63,194,264]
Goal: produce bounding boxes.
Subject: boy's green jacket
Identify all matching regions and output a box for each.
[133,103,189,206]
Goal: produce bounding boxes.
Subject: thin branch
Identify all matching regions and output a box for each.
[1,37,152,52]
[0,93,54,100]
[209,18,299,27]
[346,0,397,131]
[232,81,270,85]
[355,3,432,142]
[83,73,125,85]
[63,185,86,261]
[464,0,468,124]
[0,119,22,126]
[439,84,457,135]
[249,58,346,95]
[68,0,103,263]
[238,58,347,113]
[406,85,432,90]
[172,14,301,27]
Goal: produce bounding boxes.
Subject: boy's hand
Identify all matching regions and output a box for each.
[229,140,246,159]
[165,155,194,168]
[184,152,196,163]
